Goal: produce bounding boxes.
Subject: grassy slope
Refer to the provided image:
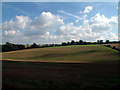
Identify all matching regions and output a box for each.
[2,45,119,63]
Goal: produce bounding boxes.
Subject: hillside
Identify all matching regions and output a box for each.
[2,45,119,63]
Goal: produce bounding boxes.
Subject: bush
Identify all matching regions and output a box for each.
[30,43,39,48]
[106,45,111,47]
[112,46,120,51]
[112,46,116,49]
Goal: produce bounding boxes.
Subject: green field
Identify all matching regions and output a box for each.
[2,45,120,89]
[2,45,119,63]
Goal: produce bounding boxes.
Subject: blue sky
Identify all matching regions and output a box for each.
[2,2,119,44]
[2,2,118,22]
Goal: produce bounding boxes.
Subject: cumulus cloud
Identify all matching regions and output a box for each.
[3,16,30,30]
[2,12,118,44]
[54,13,118,42]
[80,6,93,13]
[3,15,30,38]
[99,32,118,41]
[88,13,118,33]
[84,6,93,13]
[54,22,101,42]
[2,12,64,44]
[24,12,64,36]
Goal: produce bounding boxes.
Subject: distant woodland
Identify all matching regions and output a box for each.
[1,40,120,52]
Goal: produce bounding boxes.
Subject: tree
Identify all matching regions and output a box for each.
[17,44,25,50]
[83,41,87,45]
[79,40,83,45]
[31,43,39,48]
[97,40,100,43]
[2,42,19,52]
[67,42,70,45]
[99,40,103,44]
[106,40,110,43]
[70,40,75,45]
[97,40,103,44]
[6,42,18,51]
[62,42,66,46]
[0,44,2,52]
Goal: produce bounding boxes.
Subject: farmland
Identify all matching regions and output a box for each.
[2,45,119,63]
[102,43,120,49]
[2,45,120,89]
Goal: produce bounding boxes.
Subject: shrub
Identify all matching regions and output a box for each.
[30,43,39,48]
[112,46,116,49]
[106,45,111,47]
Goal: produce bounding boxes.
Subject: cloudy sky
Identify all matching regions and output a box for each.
[2,2,118,44]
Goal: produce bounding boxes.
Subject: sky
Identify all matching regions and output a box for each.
[2,2,119,44]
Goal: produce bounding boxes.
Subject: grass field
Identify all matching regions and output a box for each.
[2,45,120,89]
[2,45,119,63]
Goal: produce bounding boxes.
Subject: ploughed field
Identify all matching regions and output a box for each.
[2,45,120,89]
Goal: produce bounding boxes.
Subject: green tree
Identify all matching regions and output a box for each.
[62,42,67,46]
[100,40,103,44]
[79,40,83,45]
[31,43,39,48]
[70,40,75,45]
[97,40,103,44]
[106,40,110,44]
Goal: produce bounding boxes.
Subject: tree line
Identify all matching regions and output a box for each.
[1,40,120,52]
[2,42,25,52]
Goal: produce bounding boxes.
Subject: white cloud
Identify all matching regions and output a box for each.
[75,19,79,23]
[3,15,30,38]
[58,10,82,19]
[3,16,30,30]
[80,6,93,14]
[99,32,118,41]
[109,32,118,40]
[54,13,118,42]
[3,12,64,36]
[15,16,30,29]
[2,12,64,44]
[24,12,64,36]
[84,6,93,13]
[88,13,118,33]
[58,10,88,23]
[54,22,101,42]
[4,30,16,35]
[2,12,118,44]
